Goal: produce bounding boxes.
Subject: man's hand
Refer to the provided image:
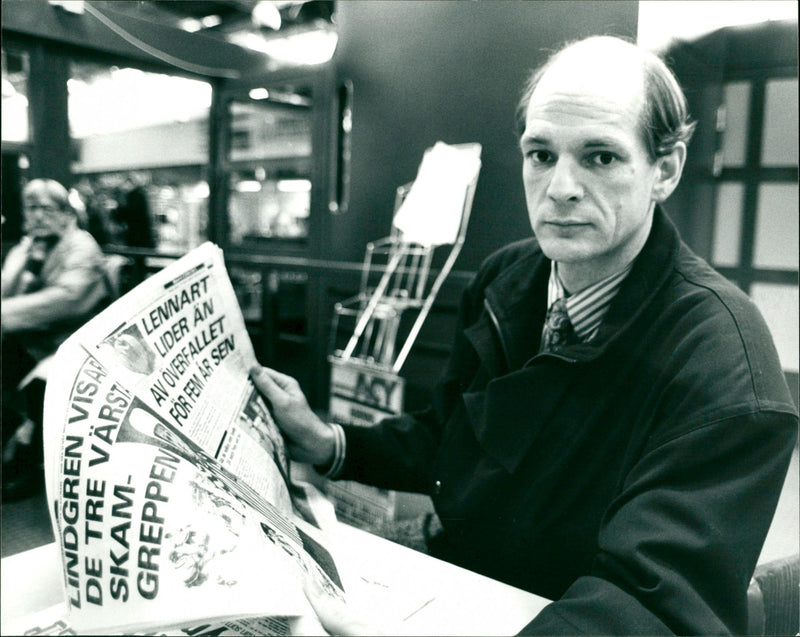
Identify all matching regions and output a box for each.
[294,576,385,636]
[250,366,336,467]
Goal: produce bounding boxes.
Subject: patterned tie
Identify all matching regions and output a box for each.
[539,297,578,352]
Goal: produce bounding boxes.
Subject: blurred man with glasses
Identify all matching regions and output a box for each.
[2,178,111,499]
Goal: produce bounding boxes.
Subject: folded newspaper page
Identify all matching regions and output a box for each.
[0,601,303,636]
[41,243,344,635]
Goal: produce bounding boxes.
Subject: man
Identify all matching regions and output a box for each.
[2,178,111,498]
[252,36,798,634]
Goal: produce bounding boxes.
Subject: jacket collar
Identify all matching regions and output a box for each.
[462,208,683,473]
[478,206,682,370]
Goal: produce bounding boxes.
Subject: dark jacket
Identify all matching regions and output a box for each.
[339,208,798,635]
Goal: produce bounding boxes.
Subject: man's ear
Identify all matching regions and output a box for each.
[652,141,687,203]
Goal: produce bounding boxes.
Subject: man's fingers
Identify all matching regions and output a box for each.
[250,366,281,397]
[250,366,292,397]
[304,580,382,636]
[251,365,297,393]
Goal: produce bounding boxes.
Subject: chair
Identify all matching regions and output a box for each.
[747,554,800,635]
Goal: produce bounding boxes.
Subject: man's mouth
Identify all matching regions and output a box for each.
[544,220,589,227]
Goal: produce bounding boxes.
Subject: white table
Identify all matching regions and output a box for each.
[1,525,550,636]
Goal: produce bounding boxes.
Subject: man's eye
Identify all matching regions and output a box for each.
[527,150,553,164]
[589,152,617,166]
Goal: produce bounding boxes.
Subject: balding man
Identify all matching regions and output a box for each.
[2,178,111,499]
[252,37,797,634]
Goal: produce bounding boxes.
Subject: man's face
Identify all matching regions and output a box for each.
[114,333,154,375]
[23,190,72,239]
[520,54,663,283]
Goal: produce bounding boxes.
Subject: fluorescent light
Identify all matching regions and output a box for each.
[49,1,84,14]
[249,87,270,100]
[68,67,212,137]
[186,182,210,199]
[200,14,222,29]
[178,17,203,32]
[179,14,221,32]
[277,179,311,192]
[235,180,262,193]
[252,1,282,30]
[229,28,338,66]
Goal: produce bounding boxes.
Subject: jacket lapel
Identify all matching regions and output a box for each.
[464,245,550,374]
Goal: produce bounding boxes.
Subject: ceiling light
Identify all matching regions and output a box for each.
[187,182,210,199]
[249,87,270,100]
[200,14,222,29]
[277,179,311,193]
[252,1,282,30]
[48,0,84,15]
[236,180,263,193]
[178,17,203,32]
[229,28,338,66]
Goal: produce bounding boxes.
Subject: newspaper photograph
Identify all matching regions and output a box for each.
[41,243,345,635]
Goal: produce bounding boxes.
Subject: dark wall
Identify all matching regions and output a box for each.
[329,0,639,269]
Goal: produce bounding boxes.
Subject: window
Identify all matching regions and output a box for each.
[68,61,212,252]
[711,76,799,388]
[224,87,314,247]
[1,47,29,144]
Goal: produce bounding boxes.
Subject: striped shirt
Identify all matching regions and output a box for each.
[548,262,633,343]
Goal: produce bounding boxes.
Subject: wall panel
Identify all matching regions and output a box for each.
[329,1,638,269]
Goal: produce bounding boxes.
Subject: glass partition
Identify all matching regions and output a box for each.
[1,47,29,144]
[225,86,313,247]
[2,46,30,244]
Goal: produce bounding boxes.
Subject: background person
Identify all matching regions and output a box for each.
[112,178,156,248]
[1,178,111,500]
[251,36,798,635]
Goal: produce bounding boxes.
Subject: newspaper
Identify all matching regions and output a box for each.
[41,243,344,635]
[0,602,300,636]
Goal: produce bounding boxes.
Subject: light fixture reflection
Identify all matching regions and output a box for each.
[187,181,210,199]
[236,180,262,193]
[252,1,282,30]
[249,87,270,100]
[229,28,337,66]
[277,179,311,193]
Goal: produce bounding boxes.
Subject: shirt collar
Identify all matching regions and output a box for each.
[547,262,633,342]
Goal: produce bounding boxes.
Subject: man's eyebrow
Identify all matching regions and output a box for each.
[582,137,624,149]
[519,135,626,149]
[519,134,550,147]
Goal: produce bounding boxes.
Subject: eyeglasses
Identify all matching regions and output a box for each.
[23,204,62,214]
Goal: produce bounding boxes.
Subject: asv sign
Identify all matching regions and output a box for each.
[328,359,404,426]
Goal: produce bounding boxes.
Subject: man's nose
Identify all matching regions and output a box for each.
[24,206,50,218]
[546,158,583,203]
